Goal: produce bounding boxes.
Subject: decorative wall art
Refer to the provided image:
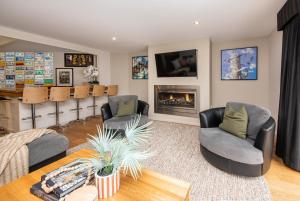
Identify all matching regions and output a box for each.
[56,68,73,87]
[132,56,148,79]
[221,47,258,80]
[0,51,54,88]
[64,53,94,67]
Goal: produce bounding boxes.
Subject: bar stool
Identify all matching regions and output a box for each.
[48,87,70,129]
[70,85,90,122]
[107,85,118,96]
[22,87,48,129]
[87,85,105,118]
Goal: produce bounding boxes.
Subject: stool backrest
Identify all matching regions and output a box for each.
[23,87,48,104]
[50,87,70,102]
[74,85,90,99]
[107,85,118,96]
[92,85,105,97]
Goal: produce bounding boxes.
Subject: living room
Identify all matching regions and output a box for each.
[0,0,299,201]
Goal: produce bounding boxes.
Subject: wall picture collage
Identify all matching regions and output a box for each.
[0,52,54,88]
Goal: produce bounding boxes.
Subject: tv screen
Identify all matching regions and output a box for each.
[155,49,197,77]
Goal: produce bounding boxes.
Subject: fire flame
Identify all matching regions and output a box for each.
[185,94,190,102]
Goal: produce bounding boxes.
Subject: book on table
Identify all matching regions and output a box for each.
[30,159,95,200]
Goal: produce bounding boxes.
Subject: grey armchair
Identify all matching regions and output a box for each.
[101,95,149,132]
[199,102,275,177]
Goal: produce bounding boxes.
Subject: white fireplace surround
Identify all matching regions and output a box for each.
[147,38,211,126]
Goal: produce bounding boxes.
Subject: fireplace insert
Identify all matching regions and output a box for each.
[154,85,199,117]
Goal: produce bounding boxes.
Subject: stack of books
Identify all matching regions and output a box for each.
[30,159,95,201]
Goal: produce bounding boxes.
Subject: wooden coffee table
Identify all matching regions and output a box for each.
[0,149,191,201]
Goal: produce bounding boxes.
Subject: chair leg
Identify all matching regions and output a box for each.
[86,96,100,120]
[56,102,60,127]
[48,102,65,131]
[93,96,96,117]
[31,104,36,129]
[76,99,80,120]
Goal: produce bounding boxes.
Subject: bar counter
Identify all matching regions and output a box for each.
[0,88,23,98]
[0,87,108,132]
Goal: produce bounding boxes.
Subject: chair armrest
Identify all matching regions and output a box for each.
[254,117,276,175]
[101,103,113,122]
[137,100,149,116]
[199,107,225,128]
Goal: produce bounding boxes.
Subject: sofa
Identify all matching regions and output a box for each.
[199,102,275,177]
[27,132,69,172]
[101,95,149,133]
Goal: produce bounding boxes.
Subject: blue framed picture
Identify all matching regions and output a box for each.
[132,56,148,79]
[221,47,258,80]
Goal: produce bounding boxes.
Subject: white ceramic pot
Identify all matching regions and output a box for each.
[95,169,120,199]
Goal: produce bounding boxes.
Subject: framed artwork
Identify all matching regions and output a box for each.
[56,68,73,87]
[221,47,258,80]
[64,53,94,67]
[132,56,148,79]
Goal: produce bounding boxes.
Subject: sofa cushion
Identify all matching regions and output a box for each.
[227,102,271,143]
[219,105,248,139]
[116,99,135,117]
[108,95,138,116]
[27,133,69,167]
[199,127,263,165]
[103,114,149,130]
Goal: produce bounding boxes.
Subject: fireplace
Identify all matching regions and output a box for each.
[154,85,199,117]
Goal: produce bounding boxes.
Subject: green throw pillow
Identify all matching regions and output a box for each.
[219,106,248,139]
[116,100,135,117]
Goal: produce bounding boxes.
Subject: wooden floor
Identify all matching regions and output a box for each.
[55,117,102,148]
[57,117,300,201]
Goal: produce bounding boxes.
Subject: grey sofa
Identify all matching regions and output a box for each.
[101,95,149,133]
[199,102,275,177]
[27,132,69,172]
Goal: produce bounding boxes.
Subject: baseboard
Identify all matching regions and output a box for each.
[149,113,200,126]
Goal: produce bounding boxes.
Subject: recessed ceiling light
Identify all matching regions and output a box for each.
[194,21,199,25]
[112,37,117,41]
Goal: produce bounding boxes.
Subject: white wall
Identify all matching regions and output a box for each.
[148,38,211,126]
[110,50,148,101]
[212,38,270,110]
[268,30,283,121]
[0,25,111,84]
[110,53,130,95]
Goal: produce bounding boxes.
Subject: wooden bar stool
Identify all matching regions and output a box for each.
[22,87,48,129]
[70,85,90,122]
[87,85,105,118]
[48,87,70,129]
[107,85,118,96]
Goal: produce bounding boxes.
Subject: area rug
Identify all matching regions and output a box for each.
[68,121,272,201]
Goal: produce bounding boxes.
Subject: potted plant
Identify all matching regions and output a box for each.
[85,115,153,199]
[83,65,99,84]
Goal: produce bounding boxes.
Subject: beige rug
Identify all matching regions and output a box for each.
[68,121,272,201]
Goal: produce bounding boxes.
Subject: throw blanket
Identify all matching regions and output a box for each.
[0,128,54,186]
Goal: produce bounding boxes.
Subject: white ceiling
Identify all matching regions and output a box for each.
[0,0,286,53]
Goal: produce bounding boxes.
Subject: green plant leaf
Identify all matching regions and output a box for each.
[86,114,154,179]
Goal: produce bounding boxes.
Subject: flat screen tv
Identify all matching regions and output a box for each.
[155,49,197,77]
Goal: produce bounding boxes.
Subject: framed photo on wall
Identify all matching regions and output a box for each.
[56,68,73,87]
[64,53,94,67]
[221,47,258,80]
[132,56,148,79]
